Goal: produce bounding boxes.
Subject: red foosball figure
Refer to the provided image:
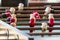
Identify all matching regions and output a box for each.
[10,14,17,27]
[48,14,54,32]
[8,7,17,27]
[29,14,36,33]
[2,9,11,18]
[32,10,40,21]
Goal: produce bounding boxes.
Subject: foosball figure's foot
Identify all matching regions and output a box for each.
[48,32,52,36]
[30,30,33,33]
[41,35,44,37]
[30,31,33,33]
[48,35,52,36]
[10,23,16,27]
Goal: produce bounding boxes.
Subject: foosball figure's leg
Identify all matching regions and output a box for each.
[48,24,54,32]
[43,13,48,19]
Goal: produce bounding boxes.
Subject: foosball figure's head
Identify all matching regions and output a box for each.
[18,3,24,6]
[48,13,54,19]
[10,7,16,14]
[18,3,24,11]
[30,14,35,19]
[41,22,47,27]
[45,7,52,13]
[44,5,54,13]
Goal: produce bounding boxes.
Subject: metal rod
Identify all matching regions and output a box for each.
[17,35,19,40]
[18,27,60,30]
[28,32,60,36]
[15,34,19,40]
[6,29,9,40]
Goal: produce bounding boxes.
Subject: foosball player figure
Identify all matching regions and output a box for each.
[32,10,40,21]
[18,3,24,11]
[2,9,11,18]
[29,14,36,33]
[48,14,54,32]
[41,22,48,37]
[43,6,53,19]
[6,7,17,27]
[10,7,17,27]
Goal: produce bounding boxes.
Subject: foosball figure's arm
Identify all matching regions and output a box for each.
[2,9,11,18]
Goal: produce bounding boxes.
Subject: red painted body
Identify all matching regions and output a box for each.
[29,18,35,27]
[48,18,54,32]
[29,18,35,33]
[10,17,15,23]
